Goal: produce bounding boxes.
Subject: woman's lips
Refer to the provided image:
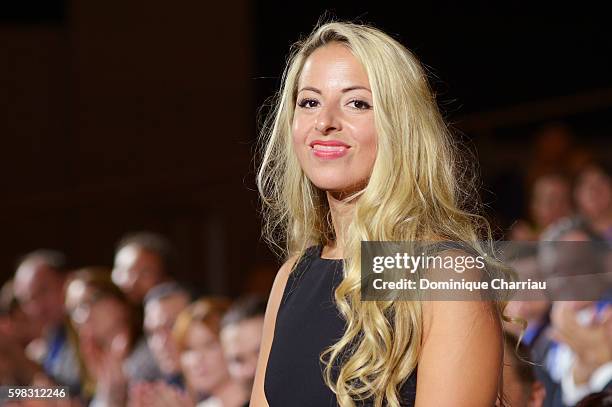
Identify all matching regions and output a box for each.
[310,140,350,159]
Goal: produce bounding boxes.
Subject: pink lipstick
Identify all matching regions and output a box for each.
[309,140,350,159]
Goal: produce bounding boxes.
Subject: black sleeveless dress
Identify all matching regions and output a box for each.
[264,246,417,406]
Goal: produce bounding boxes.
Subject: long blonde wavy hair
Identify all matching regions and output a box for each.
[257,20,504,406]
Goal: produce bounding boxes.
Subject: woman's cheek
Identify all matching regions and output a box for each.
[291,127,310,169]
[291,115,308,142]
[361,130,378,171]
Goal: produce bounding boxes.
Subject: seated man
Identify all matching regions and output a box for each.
[220,295,266,407]
[13,250,81,393]
[143,282,192,387]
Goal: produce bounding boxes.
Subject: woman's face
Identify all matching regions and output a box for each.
[80,297,131,351]
[574,166,612,219]
[180,322,230,395]
[292,42,377,196]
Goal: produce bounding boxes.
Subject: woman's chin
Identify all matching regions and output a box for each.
[311,179,367,199]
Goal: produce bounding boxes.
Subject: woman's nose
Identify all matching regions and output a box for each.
[314,105,341,134]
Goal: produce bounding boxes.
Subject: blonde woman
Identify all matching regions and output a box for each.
[172,298,248,407]
[252,21,506,406]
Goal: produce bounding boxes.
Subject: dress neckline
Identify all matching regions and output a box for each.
[316,244,344,262]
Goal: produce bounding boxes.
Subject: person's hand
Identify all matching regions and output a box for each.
[600,305,612,336]
[81,332,130,406]
[79,333,104,381]
[550,302,608,362]
[100,332,130,386]
[551,302,612,384]
[99,333,130,403]
[128,382,151,407]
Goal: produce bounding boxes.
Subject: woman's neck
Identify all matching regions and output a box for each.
[324,190,357,259]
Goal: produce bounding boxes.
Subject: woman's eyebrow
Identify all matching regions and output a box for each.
[297,85,372,93]
[342,85,371,93]
[297,86,321,94]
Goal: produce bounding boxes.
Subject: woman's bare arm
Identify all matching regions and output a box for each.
[250,255,299,407]
[415,250,504,406]
[415,299,503,406]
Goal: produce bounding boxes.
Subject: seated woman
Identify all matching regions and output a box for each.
[65,267,149,406]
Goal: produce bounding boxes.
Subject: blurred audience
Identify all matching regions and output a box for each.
[551,301,612,406]
[65,268,158,406]
[574,163,612,241]
[510,174,573,241]
[130,297,249,407]
[504,245,551,346]
[111,232,178,383]
[111,232,177,304]
[498,332,546,407]
[1,279,42,349]
[576,390,612,407]
[1,139,611,407]
[172,297,247,407]
[526,123,591,188]
[0,279,43,387]
[143,282,192,387]
[220,295,266,401]
[505,212,612,407]
[12,250,82,393]
[538,217,610,301]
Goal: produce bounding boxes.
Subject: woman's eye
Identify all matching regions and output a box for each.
[348,100,372,110]
[297,98,319,108]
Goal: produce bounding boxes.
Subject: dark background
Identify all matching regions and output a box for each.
[1,1,611,295]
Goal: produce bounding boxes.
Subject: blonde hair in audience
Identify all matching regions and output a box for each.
[172,297,232,351]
